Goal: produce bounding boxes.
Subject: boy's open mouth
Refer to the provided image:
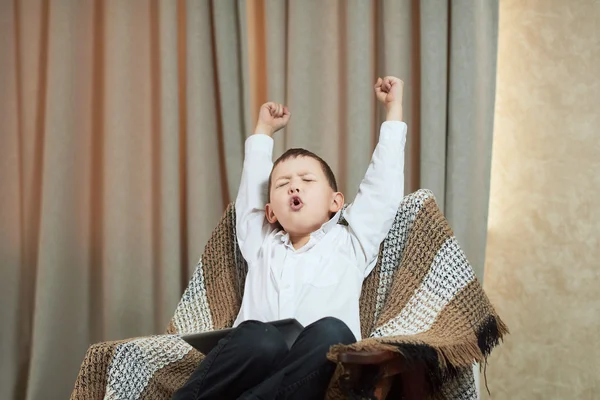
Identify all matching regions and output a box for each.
[290,195,303,211]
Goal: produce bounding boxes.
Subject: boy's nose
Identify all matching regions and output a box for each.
[288,186,299,195]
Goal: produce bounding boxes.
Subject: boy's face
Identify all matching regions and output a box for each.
[266,156,343,236]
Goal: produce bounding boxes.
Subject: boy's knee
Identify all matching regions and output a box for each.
[236,320,288,364]
[308,317,356,345]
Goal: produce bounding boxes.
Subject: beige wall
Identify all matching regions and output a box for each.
[483,0,600,398]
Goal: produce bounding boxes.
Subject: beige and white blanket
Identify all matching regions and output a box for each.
[71,189,507,399]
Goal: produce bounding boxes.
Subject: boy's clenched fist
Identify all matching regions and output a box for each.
[254,102,291,137]
[374,76,404,121]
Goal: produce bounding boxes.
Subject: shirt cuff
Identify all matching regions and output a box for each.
[245,134,274,157]
[379,121,408,147]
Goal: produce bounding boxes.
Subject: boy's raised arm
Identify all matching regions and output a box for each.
[344,77,407,274]
[235,103,291,263]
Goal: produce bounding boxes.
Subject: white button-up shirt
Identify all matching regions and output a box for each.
[233,121,407,339]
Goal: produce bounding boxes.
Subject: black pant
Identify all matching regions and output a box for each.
[173,317,356,400]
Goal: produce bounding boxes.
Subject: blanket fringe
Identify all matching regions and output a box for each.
[478,314,509,357]
[329,334,483,372]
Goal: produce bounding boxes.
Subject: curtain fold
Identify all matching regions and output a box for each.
[0,1,22,397]
[0,1,498,398]
[444,1,498,280]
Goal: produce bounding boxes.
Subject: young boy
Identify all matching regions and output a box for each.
[174,76,407,400]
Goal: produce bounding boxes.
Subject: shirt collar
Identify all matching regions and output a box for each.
[276,210,342,250]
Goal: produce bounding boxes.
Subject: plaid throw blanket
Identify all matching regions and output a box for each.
[71,189,507,399]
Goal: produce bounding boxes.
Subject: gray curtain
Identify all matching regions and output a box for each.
[0,0,497,399]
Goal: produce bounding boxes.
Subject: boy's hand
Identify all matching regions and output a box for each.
[254,102,291,137]
[374,76,404,121]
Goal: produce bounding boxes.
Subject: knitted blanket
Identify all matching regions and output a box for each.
[71,189,507,400]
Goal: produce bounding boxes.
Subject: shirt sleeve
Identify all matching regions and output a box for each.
[344,121,407,275]
[235,134,276,264]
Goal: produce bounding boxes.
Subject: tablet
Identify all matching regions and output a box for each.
[182,318,304,355]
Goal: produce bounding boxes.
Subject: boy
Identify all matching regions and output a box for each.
[174,76,407,400]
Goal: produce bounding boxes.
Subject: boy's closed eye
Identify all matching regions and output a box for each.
[275,174,316,189]
[301,173,316,181]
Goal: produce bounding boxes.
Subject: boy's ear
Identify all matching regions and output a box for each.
[265,203,278,224]
[330,192,344,213]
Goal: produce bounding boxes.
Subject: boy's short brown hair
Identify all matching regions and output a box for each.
[268,148,338,200]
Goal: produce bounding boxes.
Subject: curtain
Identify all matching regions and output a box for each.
[0,1,497,399]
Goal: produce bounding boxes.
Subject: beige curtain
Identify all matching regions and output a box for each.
[0,1,497,399]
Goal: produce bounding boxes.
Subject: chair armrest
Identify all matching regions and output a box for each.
[338,350,399,366]
[337,350,428,400]
[338,350,407,377]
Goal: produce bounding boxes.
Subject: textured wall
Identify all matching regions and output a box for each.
[483,0,600,399]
